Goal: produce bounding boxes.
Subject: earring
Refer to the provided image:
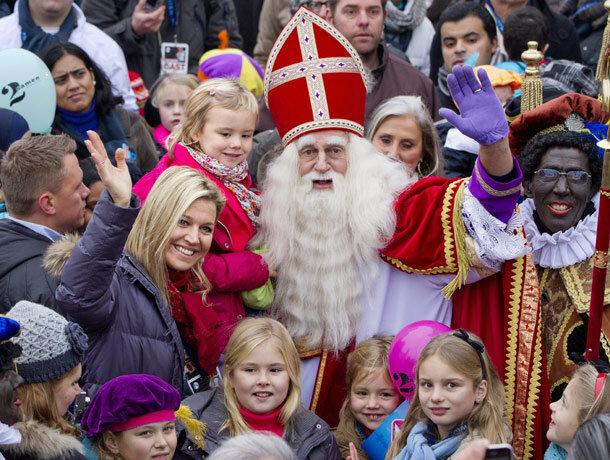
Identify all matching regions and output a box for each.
[416,160,423,178]
[475,399,481,404]
[93,80,97,86]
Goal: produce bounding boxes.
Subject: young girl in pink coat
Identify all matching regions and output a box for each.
[133,78,271,374]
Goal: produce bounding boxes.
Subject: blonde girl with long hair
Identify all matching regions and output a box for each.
[335,336,402,460]
[544,363,610,459]
[174,318,341,460]
[56,133,225,395]
[133,78,274,365]
[385,330,508,460]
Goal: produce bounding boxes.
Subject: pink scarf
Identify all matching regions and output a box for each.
[184,144,260,226]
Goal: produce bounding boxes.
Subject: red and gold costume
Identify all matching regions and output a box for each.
[263,7,549,460]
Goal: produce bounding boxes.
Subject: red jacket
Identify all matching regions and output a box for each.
[133,144,269,350]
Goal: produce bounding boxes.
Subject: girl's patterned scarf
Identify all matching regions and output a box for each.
[184,144,260,227]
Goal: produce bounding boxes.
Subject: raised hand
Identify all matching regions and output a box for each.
[85,131,132,208]
[439,65,508,146]
[131,0,165,36]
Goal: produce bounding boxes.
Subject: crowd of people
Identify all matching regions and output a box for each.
[0,0,610,459]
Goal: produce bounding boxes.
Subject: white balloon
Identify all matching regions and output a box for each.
[0,48,56,134]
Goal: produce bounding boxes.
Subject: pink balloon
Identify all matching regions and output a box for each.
[388,321,452,401]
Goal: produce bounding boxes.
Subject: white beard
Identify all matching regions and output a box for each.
[253,134,415,351]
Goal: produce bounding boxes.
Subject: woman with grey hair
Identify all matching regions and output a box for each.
[366,95,443,179]
[208,433,298,460]
[568,413,610,460]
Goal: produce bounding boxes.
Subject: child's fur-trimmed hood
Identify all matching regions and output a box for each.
[1,419,85,458]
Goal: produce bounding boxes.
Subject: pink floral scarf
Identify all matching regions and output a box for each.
[184,144,260,226]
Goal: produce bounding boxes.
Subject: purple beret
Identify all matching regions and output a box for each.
[81,374,181,437]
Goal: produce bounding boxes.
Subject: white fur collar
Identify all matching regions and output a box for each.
[0,419,85,459]
[521,194,599,269]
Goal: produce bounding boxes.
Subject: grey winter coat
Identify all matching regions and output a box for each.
[174,388,342,460]
[55,190,185,396]
[82,0,243,86]
[0,219,57,313]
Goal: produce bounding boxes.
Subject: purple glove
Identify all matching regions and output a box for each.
[438,65,509,146]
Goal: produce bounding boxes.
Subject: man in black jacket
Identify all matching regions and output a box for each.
[82,0,243,87]
[0,134,90,313]
[480,0,582,63]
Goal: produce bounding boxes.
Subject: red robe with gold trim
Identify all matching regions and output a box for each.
[382,177,550,460]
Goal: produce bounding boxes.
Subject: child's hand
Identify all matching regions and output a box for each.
[346,442,360,460]
[260,251,277,278]
[451,439,489,460]
[85,130,132,208]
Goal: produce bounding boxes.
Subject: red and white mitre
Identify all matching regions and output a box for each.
[264,6,368,146]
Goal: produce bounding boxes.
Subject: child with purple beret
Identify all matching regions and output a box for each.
[82,374,205,460]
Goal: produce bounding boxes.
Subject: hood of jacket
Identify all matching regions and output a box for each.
[1,419,85,459]
[42,233,81,279]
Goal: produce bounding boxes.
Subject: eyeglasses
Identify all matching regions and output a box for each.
[303,0,328,13]
[298,147,346,162]
[533,169,591,185]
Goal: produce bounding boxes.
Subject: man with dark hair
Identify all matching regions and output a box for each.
[503,6,549,62]
[0,134,90,312]
[478,0,581,63]
[499,6,599,98]
[431,3,498,110]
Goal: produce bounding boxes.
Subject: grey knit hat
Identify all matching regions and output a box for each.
[7,301,88,384]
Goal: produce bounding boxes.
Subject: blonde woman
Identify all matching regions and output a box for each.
[56,132,225,396]
[175,318,341,459]
[366,96,443,179]
[133,78,273,356]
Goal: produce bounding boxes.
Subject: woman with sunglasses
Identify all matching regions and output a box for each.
[511,93,609,404]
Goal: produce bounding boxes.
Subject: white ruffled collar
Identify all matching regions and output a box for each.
[521,194,599,269]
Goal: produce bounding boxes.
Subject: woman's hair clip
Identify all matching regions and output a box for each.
[595,373,607,400]
[209,89,216,96]
[453,328,488,380]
